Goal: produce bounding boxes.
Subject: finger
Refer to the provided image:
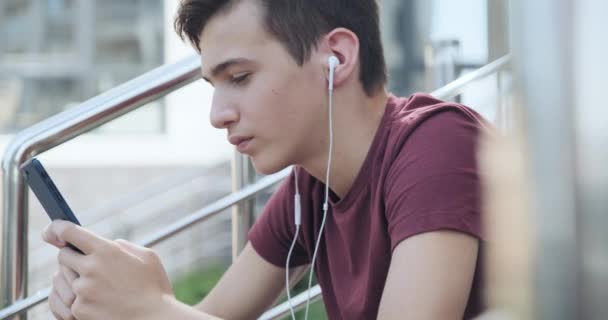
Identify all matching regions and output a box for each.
[115,239,147,257]
[49,289,73,320]
[115,239,163,267]
[42,224,67,249]
[48,220,109,255]
[61,265,79,284]
[53,271,76,307]
[57,247,87,275]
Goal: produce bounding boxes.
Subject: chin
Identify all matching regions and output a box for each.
[249,154,290,175]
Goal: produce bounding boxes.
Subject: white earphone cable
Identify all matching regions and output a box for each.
[286,166,301,320]
[285,224,300,319]
[304,74,334,320]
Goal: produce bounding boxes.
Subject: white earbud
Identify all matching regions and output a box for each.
[328,55,339,90]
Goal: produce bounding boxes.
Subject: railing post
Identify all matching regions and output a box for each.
[1,150,30,320]
[231,152,256,262]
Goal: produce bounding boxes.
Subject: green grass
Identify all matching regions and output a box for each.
[173,265,327,319]
[173,264,227,306]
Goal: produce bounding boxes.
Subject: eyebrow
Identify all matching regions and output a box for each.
[202,58,251,83]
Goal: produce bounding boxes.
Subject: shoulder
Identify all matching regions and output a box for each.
[384,93,489,165]
[391,93,488,132]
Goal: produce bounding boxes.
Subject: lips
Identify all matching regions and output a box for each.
[228,136,254,153]
[228,136,254,146]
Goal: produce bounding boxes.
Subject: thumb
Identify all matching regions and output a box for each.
[42,223,67,248]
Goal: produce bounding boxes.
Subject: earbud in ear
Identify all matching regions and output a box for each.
[328,56,339,90]
[328,56,339,71]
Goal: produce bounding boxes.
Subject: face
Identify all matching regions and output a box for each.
[199,0,328,175]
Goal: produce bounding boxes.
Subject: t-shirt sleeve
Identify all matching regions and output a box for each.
[384,109,483,252]
[247,171,309,268]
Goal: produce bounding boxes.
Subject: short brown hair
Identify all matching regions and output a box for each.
[174,0,387,96]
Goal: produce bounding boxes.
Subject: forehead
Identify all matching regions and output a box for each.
[199,1,273,71]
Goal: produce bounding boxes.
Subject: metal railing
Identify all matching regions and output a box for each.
[0,54,511,320]
[1,54,202,319]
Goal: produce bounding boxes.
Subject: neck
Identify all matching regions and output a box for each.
[299,87,389,199]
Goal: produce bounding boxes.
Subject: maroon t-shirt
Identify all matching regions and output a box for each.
[248,93,490,319]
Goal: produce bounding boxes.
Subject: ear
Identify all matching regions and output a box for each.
[320,28,360,90]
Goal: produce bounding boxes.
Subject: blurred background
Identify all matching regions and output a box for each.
[0,0,606,319]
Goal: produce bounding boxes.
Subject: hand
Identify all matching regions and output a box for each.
[49,266,78,320]
[42,221,174,320]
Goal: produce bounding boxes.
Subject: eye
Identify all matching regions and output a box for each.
[230,73,251,86]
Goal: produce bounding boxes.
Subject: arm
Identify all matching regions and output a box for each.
[195,242,308,319]
[377,231,479,320]
[380,110,484,319]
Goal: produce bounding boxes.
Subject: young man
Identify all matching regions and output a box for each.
[43,0,488,319]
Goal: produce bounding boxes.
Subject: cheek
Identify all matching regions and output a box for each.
[248,76,297,118]
[246,68,324,134]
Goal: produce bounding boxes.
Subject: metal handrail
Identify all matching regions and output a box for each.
[0,54,511,319]
[431,54,511,99]
[1,54,201,318]
[259,285,323,320]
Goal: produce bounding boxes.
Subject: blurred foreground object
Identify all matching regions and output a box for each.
[479,0,608,319]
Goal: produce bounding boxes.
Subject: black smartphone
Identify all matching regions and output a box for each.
[21,158,84,254]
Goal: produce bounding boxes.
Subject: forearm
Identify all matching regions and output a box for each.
[193,266,307,319]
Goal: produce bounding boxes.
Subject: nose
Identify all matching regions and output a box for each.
[210,93,239,129]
